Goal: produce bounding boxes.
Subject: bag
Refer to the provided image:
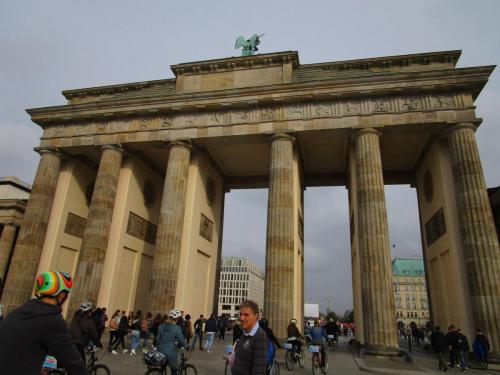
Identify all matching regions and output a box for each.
[109,319,117,330]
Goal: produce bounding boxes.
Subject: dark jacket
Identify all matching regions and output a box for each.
[194,318,204,333]
[473,334,490,358]
[430,331,448,353]
[232,326,268,375]
[287,324,303,339]
[71,316,101,347]
[456,332,470,351]
[263,326,280,348]
[0,299,87,375]
[205,317,217,333]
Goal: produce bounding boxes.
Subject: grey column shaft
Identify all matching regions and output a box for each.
[354,129,398,354]
[264,133,295,340]
[0,148,62,313]
[447,123,500,354]
[0,224,18,287]
[69,144,123,314]
[147,141,191,315]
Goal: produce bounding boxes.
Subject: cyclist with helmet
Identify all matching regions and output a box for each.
[156,309,187,375]
[324,317,339,344]
[287,318,304,356]
[69,301,102,361]
[310,319,328,371]
[0,270,87,375]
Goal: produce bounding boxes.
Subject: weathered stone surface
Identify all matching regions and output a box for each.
[0,147,61,313]
[68,144,123,315]
[354,129,399,355]
[0,223,18,287]
[264,133,295,340]
[447,123,500,355]
[146,140,191,315]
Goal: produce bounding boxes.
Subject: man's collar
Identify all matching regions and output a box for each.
[244,321,260,336]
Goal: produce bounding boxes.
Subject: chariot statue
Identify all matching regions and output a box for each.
[235,34,265,56]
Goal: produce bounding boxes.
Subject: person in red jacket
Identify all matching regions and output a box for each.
[0,270,87,375]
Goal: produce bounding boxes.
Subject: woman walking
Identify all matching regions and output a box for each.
[107,310,120,352]
[128,311,142,355]
[111,312,129,354]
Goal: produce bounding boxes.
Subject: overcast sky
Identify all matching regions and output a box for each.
[1,0,499,315]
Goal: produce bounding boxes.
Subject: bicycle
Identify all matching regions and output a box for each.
[145,349,197,375]
[42,345,110,375]
[86,345,111,375]
[283,340,305,371]
[326,334,337,351]
[309,344,328,375]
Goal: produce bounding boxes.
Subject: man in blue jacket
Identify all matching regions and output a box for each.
[0,270,87,375]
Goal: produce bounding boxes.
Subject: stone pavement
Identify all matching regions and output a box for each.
[94,335,499,374]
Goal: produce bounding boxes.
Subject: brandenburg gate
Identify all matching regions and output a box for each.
[1,50,499,356]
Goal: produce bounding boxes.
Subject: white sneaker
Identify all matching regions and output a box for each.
[131,349,136,355]
[111,350,118,355]
[122,349,128,354]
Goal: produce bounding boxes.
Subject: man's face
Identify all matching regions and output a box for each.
[239,307,259,333]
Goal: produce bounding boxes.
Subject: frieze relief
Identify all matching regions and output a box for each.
[42,93,460,139]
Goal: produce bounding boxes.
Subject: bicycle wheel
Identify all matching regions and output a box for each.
[285,350,294,370]
[89,364,111,375]
[145,368,163,375]
[180,363,198,375]
[311,353,320,375]
[322,351,328,373]
[298,349,305,368]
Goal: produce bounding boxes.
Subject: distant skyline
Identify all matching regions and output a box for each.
[1,0,499,314]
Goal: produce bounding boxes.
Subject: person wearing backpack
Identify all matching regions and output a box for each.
[107,310,120,352]
[191,314,205,351]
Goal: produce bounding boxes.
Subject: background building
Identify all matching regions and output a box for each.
[392,258,430,326]
[218,256,264,317]
[0,177,30,295]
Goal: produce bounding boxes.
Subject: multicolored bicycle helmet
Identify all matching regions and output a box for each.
[34,271,73,298]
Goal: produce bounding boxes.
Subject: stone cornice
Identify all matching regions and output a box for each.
[170,51,299,76]
[62,78,176,101]
[26,66,494,127]
[300,50,461,71]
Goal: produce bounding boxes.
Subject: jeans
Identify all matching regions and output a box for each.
[141,330,150,347]
[191,332,203,350]
[205,332,215,351]
[457,350,468,369]
[130,330,141,350]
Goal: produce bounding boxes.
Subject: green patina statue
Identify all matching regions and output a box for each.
[235,34,265,56]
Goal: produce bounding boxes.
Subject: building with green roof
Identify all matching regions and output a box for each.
[392,258,430,325]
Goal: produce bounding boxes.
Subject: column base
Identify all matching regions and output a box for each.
[489,352,500,364]
[362,344,400,357]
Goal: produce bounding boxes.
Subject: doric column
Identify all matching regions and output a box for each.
[354,128,398,355]
[264,133,295,340]
[147,140,192,315]
[0,147,62,313]
[0,223,18,287]
[68,144,123,314]
[446,123,500,356]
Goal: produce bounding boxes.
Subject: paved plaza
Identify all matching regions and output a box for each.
[92,335,499,374]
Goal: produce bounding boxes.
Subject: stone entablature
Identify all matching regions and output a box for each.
[35,89,480,148]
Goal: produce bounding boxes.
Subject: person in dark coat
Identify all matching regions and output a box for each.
[233,321,244,344]
[472,329,490,369]
[231,300,268,375]
[111,312,130,353]
[456,329,470,371]
[190,314,205,350]
[446,325,459,368]
[0,270,86,375]
[70,301,103,362]
[430,326,449,372]
[204,314,217,352]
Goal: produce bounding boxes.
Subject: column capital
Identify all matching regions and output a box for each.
[33,146,61,157]
[101,144,123,153]
[351,127,381,140]
[442,123,477,138]
[167,139,192,151]
[268,132,296,144]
